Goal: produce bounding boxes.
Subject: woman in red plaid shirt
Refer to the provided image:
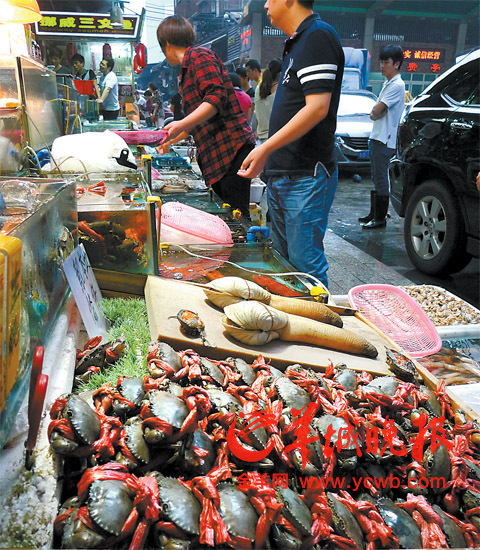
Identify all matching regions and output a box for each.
[157,16,256,218]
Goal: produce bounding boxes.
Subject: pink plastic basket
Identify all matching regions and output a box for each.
[160,202,233,244]
[347,284,442,358]
[111,130,167,146]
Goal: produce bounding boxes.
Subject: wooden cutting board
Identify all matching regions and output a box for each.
[145,276,395,376]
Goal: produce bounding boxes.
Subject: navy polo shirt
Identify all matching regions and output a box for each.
[266,13,344,177]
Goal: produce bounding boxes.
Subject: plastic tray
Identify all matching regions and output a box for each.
[160,202,233,245]
[348,284,442,358]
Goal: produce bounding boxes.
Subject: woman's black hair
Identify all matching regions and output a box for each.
[259,58,282,100]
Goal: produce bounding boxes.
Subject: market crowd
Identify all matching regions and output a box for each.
[156,0,406,289]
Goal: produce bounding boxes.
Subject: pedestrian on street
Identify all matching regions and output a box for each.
[237,0,344,288]
[254,58,282,144]
[148,82,165,129]
[360,44,405,229]
[157,16,256,218]
[97,57,120,120]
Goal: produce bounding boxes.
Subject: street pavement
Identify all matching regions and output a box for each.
[326,172,480,308]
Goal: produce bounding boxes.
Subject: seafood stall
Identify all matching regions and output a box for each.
[33,10,145,124]
[2,110,480,548]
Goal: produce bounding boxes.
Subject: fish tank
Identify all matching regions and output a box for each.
[0,177,77,449]
[76,173,156,275]
[418,337,480,386]
[157,242,312,297]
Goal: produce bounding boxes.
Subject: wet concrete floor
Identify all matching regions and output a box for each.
[325,171,480,308]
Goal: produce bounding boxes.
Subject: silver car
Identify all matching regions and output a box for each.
[335,90,377,169]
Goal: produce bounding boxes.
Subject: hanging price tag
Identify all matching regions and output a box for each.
[62,244,108,338]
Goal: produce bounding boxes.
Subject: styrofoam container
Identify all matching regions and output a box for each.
[250,181,266,203]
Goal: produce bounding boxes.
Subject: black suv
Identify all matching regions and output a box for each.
[389,49,479,275]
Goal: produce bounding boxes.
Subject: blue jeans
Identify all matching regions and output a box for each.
[267,166,338,288]
[369,139,395,196]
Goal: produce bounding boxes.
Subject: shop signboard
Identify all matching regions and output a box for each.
[34,12,141,40]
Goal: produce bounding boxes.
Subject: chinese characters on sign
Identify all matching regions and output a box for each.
[62,244,108,339]
[35,12,140,38]
[403,48,445,73]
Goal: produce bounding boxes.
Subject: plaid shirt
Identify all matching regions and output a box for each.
[180,47,255,185]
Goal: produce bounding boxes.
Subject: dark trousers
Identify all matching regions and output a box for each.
[101,109,120,120]
[211,143,254,219]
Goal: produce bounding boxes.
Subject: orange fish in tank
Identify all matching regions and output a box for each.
[252,275,304,297]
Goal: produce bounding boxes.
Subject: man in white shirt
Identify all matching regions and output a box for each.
[96,57,120,120]
[360,45,405,229]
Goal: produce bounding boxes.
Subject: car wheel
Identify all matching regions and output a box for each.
[404,179,471,275]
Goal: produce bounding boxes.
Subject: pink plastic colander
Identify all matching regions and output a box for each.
[348,284,442,358]
[160,202,233,245]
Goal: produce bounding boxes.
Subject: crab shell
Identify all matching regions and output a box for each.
[363,376,400,397]
[226,356,256,387]
[123,416,150,465]
[432,505,466,549]
[314,414,358,455]
[206,387,242,414]
[50,395,101,455]
[335,366,358,392]
[217,483,259,541]
[385,347,418,382]
[87,479,135,536]
[326,492,364,550]
[157,476,201,536]
[274,376,311,411]
[147,390,189,430]
[112,377,146,417]
[419,385,442,417]
[275,486,312,537]
[182,429,215,476]
[423,444,451,491]
[61,509,105,549]
[200,358,224,386]
[375,497,422,549]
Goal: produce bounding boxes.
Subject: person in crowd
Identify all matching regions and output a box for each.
[148,82,165,129]
[143,89,154,126]
[229,72,253,119]
[237,0,344,288]
[133,89,147,122]
[49,47,70,74]
[359,45,405,229]
[157,15,256,218]
[236,66,255,99]
[236,66,255,126]
[170,92,185,120]
[71,54,95,80]
[245,59,262,87]
[97,57,120,120]
[254,58,282,144]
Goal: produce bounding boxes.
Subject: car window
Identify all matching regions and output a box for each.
[438,59,480,106]
[337,95,376,116]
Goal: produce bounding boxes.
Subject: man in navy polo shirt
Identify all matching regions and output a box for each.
[238,0,344,288]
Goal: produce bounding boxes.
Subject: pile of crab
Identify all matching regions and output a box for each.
[49,340,480,549]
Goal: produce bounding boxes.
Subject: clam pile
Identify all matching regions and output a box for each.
[49,342,480,549]
[402,285,480,326]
